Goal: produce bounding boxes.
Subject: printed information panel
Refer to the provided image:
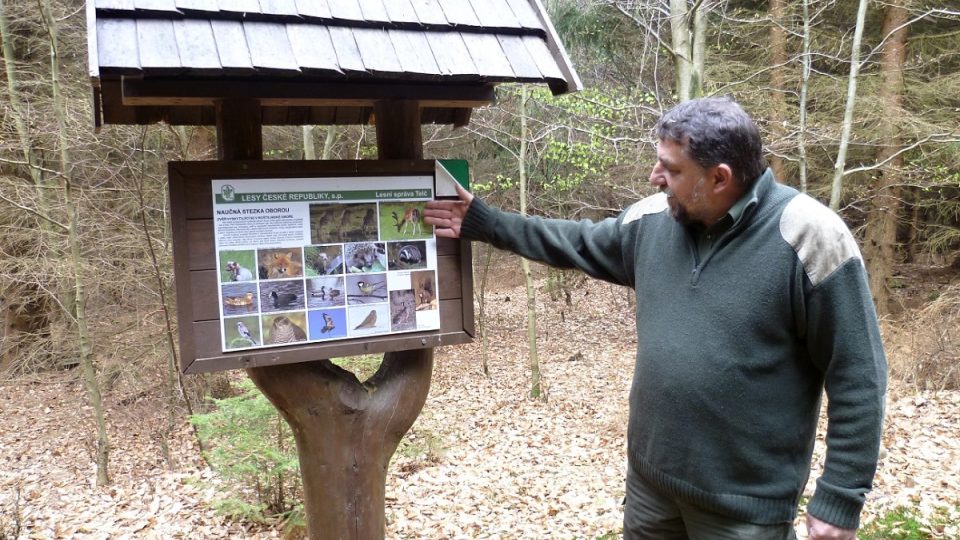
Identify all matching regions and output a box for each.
[212,176,439,352]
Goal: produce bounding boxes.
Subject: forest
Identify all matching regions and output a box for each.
[1,0,959,538]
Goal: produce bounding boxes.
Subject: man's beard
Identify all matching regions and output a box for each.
[664,188,696,226]
[663,176,706,227]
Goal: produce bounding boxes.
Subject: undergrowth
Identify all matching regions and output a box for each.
[890,283,960,391]
[859,505,960,539]
[189,355,440,538]
[189,379,304,536]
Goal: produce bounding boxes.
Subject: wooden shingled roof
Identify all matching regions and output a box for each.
[87,0,582,127]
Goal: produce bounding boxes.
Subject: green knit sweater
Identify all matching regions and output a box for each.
[460,169,886,529]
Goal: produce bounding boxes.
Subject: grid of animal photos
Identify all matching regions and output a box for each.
[217,201,440,352]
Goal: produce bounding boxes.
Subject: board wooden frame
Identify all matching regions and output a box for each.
[170,160,475,373]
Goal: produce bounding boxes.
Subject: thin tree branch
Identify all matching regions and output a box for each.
[0,192,67,231]
[843,135,960,176]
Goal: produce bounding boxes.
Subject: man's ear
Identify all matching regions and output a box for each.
[710,164,735,195]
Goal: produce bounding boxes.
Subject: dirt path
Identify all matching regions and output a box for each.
[1,280,958,538]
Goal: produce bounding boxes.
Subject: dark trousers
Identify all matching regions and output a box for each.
[623,467,798,540]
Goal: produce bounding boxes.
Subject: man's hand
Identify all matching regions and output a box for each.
[424,182,474,239]
[806,515,857,540]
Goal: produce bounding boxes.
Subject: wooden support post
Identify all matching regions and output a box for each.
[215,99,262,160]
[215,98,433,539]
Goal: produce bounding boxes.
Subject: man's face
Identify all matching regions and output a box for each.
[648,138,711,226]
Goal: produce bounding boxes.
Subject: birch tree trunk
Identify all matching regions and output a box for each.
[669,0,707,101]
[302,125,316,159]
[829,0,870,211]
[518,85,543,400]
[322,125,337,159]
[863,0,909,315]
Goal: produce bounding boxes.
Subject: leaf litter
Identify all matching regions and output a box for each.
[1,278,958,538]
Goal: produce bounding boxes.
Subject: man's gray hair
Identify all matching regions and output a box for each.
[656,97,768,188]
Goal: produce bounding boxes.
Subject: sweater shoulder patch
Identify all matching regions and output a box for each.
[780,194,862,287]
[622,193,668,225]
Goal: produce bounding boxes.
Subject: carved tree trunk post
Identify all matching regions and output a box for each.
[215,98,434,539]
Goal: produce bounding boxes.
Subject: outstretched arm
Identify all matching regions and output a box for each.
[424,183,474,238]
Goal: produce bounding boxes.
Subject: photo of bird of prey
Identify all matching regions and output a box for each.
[320,313,336,333]
[308,309,346,340]
[267,315,308,345]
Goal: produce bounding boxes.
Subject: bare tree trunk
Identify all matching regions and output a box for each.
[797,0,812,193]
[39,0,110,486]
[474,243,495,377]
[829,0,869,210]
[669,0,708,101]
[302,125,316,159]
[249,352,432,538]
[322,125,338,159]
[863,0,909,316]
[768,0,788,180]
[518,86,543,400]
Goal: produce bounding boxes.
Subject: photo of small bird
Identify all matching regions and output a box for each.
[236,321,257,345]
[353,309,378,330]
[271,290,298,309]
[320,312,336,333]
[224,291,255,307]
[356,281,377,295]
[269,316,307,344]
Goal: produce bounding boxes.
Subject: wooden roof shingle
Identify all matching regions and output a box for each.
[88,0,582,126]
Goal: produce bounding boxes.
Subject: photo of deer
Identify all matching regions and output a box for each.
[310,203,379,243]
[379,202,432,241]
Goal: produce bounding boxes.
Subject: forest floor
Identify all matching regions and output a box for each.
[1,272,959,539]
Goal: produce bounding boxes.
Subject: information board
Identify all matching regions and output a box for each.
[212,175,439,352]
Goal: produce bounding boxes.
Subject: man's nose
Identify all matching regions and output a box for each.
[649,169,665,188]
